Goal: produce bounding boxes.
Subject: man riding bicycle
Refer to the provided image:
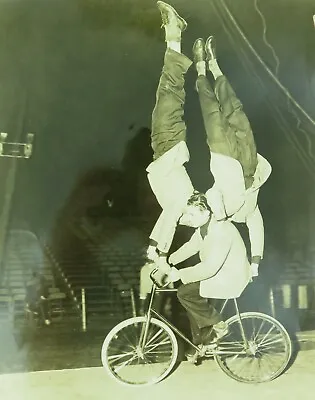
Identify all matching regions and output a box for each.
[165,191,251,355]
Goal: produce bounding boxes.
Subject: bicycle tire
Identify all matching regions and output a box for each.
[214,311,292,383]
[101,316,178,386]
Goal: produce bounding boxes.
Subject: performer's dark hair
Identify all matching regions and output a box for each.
[187,190,211,212]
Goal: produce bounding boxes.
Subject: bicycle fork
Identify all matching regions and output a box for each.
[138,285,157,352]
[233,299,249,349]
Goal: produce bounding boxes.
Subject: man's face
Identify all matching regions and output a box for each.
[179,205,210,228]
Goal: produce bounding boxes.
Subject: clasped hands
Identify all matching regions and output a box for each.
[146,245,180,283]
[155,255,181,284]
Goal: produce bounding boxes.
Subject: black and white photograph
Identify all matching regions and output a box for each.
[0,0,314,399]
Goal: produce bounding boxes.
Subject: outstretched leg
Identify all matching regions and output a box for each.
[193,38,239,160]
[151,1,192,160]
[177,282,223,344]
[213,78,257,187]
[207,37,258,188]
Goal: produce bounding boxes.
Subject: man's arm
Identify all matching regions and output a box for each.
[178,228,232,284]
[147,206,183,271]
[245,205,264,263]
[168,230,202,265]
[147,144,194,257]
[149,205,183,254]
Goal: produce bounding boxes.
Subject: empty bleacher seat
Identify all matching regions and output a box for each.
[0,295,14,318]
[11,288,26,301]
[3,229,56,290]
[49,289,66,317]
[48,287,60,294]
[8,281,25,288]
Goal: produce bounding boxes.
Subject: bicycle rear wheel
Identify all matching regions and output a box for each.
[101,316,178,386]
[214,312,292,383]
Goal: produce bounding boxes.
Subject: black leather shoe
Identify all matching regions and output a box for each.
[200,326,216,345]
[213,321,229,340]
[205,35,217,61]
[185,345,199,364]
[157,1,187,32]
[192,38,206,64]
[201,322,229,345]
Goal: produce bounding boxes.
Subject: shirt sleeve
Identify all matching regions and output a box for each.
[209,152,246,217]
[149,205,183,254]
[246,205,264,259]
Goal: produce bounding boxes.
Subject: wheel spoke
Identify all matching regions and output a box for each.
[253,319,266,341]
[107,351,135,361]
[258,325,276,346]
[145,328,166,347]
[223,350,246,363]
[114,355,138,373]
[259,354,282,371]
[145,337,172,351]
[119,329,137,350]
[258,336,286,349]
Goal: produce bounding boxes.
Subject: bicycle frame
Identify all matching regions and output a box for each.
[102,272,292,385]
[139,276,249,352]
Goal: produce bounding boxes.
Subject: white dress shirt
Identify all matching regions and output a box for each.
[147,141,194,253]
[206,152,272,259]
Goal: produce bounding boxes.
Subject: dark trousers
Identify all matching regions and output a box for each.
[141,291,177,321]
[151,48,192,160]
[177,282,222,344]
[196,75,258,189]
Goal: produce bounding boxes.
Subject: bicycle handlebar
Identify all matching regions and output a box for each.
[150,267,171,289]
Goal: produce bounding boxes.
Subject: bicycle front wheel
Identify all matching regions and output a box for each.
[214,312,292,383]
[101,316,178,386]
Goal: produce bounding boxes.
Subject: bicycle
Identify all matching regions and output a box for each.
[101,268,292,386]
[25,298,51,328]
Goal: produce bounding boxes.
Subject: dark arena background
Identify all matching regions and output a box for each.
[0,0,315,398]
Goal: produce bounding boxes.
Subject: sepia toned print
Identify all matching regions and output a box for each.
[0,0,314,398]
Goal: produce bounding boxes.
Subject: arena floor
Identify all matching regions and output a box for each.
[1,349,315,400]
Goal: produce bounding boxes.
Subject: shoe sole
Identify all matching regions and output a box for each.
[157,1,187,31]
[192,38,206,63]
[205,36,216,61]
[185,353,199,364]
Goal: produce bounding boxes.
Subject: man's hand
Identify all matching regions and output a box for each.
[250,255,261,280]
[166,267,181,283]
[156,257,171,273]
[146,245,158,262]
[168,253,177,266]
[151,266,170,287]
